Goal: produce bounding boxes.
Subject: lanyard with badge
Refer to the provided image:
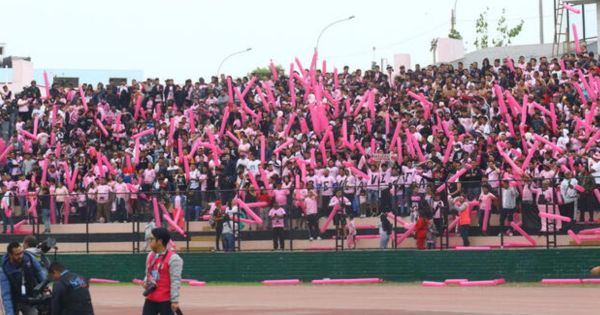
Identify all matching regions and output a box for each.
[147,251,168,283]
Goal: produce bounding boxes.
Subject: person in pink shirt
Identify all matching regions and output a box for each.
[272,181,289,208]
[301,182,320,240]
[477,185,496,235]
[529,180,560,232]
[142,164,156,192]
[15,175,29,216]
[268,202,286,250]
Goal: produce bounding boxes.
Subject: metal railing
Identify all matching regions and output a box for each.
[3,175,596,253]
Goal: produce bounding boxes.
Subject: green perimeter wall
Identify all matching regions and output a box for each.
[58,249,600,282]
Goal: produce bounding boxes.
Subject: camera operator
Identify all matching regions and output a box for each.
[143,227,183,315]
[22,236,51,272]
[0,241,47,315]
[48,262,94,315]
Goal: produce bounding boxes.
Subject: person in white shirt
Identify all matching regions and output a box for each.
[500,180,518,236]
[559,171,578,221]
[95,178,113,223]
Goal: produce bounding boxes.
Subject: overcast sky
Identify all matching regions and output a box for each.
[2,0,597,82]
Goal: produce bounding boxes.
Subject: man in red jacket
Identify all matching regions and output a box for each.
[143,227,183,315]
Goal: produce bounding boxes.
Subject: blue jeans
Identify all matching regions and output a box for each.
[379,233,389,249]
[42,208,50,231]
[222,233,235,252]
[18,196,28,216]
[186,205,202,221]
[367,190,379,204]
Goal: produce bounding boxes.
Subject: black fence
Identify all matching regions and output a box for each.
[4,176,596,253]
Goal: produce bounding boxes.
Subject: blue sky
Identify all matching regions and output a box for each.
[2,0,597,82]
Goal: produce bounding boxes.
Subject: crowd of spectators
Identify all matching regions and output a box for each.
[0,49,599,247]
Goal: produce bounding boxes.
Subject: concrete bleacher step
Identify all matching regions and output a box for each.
[569,240,600,246]
[187,246,215,252]
[190,236,215,242]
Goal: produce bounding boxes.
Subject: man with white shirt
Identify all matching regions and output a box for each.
[95,178,113,223]
[560,171,578,222]
[318,169,335,217]
[245,152,260,175]
[500,180,518,236]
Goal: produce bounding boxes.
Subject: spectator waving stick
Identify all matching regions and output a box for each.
[226,77,234,105]
[504,90,521,117]
[365,118,372,134]
[234,198,263,224]
[572,81,587,104]
[550,103,557,134]
[259,168,272,190]
[51,104,58,127]
[263,81,276,108]
[578,70,596,100]
[259,135,266,165]
[97,152,105,178]
[342,162,369,181]
[367,90,376,120]
[505,57,515,72]
[225,131,240,146]
[436,166,470,193]
[19,129,37,141]
[443,138,455,165]
[95,119,108,137]
[254,85,269,113]
[152,197,162,228]
[79,86,88,113]
[0,144,13,164]
[562,2,581,14]
[385,113,390,135]
[370,138,376,155]
[134,138,140,165]
[43,71,51,99]
[68,167,78,192]
[40,159,48,187]
[496,143,523,175]
[389,121,402,150]
[319,142,328,165]
[188,110,196,134]
[521,140,540,171]
[153,102,162,121]
[132,128,155,140]
[273,138,294,155]
[32,115,39,137]
[284,112,297,137]
[572,24,582,54]
[320,204,340,234]
[241,76,257,97]
[310,148,317,169]
[333,67,339,90]
[327,129,337,155]
[533,134,565,153]
[247,171,260,192]
[560,59,567,72]
[269,60,278,81]
[219,106,230,136]
[584,129,600,151]
[355,142,366,155]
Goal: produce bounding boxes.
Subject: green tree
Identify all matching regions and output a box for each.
[474,7,524,49]
[448,27,463,40]
[474,7,490,49]
[249,65,284,80]
[491,8,524,47]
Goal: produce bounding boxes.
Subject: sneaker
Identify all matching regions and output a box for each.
[309,237,314,241]
[317,236,322,240]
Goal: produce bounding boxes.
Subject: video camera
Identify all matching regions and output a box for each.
[26,279,52,315]
[37,237,57,254]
